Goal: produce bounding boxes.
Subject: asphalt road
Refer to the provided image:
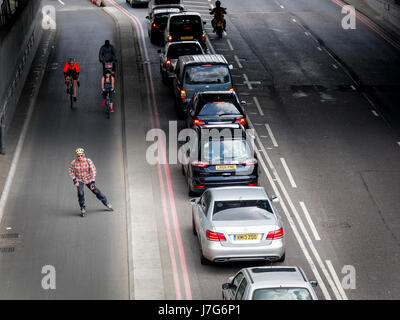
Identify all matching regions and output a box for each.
[0,0,399,300]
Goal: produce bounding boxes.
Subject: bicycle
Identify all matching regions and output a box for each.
[67,76,74,109]
[103,89,114,119]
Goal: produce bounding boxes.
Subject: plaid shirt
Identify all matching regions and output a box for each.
[69,157,96,184]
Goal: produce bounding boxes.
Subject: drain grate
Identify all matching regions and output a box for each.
[0,233,19,239]
[0,247,15,253]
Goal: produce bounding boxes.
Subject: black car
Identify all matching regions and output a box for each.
[186,91,248,129]
[164,12,207,50]
[146,7,183,43]
[181,124,259,196]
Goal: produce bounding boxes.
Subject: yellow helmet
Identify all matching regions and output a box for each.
[75,148,85,155]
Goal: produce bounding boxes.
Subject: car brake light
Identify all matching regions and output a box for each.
[235,117,247,125]
[266,228,284,240]
[166,59,171,69]
[229,88,235,92]
[194,185,205,189]
[191,160,208,167]
[248,183,258,186]
[206,230,226,241]
[180,89,186,99]
[243,158,257,166]
[192,118,205,126]
[168,35,172,42]
[153,23,159,29]
[202,33,206,42]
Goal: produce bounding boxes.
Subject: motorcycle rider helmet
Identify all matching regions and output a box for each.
[75,148,85,155]
[215,0,221,7]
[105,40,110,48]
[69,57,75,65]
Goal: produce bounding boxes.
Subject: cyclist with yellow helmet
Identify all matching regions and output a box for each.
[69,148,113,217]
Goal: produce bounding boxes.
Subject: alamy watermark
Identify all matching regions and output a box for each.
[42,5,56,30]
[341,5,356,30]
[41,265,56,290]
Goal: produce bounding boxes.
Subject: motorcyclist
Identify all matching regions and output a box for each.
[210,0,227,32]
[98,40,117,75]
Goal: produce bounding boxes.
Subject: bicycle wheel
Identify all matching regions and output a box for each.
[69,80,73,109]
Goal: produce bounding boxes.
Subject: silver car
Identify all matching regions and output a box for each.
[222,266,318,300]
[191,186,285,264]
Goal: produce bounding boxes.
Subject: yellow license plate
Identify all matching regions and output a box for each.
[235,234,258,241]
[181,36,194,40]
[215,164,236,170]
[217,22,223,27]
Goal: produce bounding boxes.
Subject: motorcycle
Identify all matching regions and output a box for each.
[209,9,226,39]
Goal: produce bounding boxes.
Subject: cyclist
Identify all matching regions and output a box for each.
[63,58,80,101]
[210,0,227,32]
[69,148,113,217]
[101,69,115,112]
[99,40,117,75]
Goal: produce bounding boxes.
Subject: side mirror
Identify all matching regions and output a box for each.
[241,100,247,106]
[271,196,279,203]
[190,198,199,205]
[145,16,150,20]
[229,64,233,70]
[203,21,206,25]
[222,283,233,290]
[310,280,318,287]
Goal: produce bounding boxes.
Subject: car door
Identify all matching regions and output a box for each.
[195,192,208,239]
[224,272,245,300]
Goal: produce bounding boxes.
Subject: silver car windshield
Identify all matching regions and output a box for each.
[212,200,273,221]
[252,288,312,300]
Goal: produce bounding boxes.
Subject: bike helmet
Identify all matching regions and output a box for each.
[69,57,75,65]
[75,148,85,155]
[215,0,221,7]
[105,69,111,75]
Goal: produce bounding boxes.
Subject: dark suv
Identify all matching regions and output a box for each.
[186,91,248,129]
[181,124,259,195]
[173,54,234,116]
[164,12,207,49]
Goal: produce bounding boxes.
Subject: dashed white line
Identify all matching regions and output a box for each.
[58,0,65,5]
[299,202,321,241]
[397,141,400,147]
[326,260,349,300]
[280,158,297,188]
[265,124,278,147]
[371,110,379,117]
[253,96,264,116]
[243,73,252,89]
[226,39,234,51]
[234,55,242,68]
[332,64,338,69]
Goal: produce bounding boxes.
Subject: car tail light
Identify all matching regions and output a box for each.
[248,183,258,186]
[192,118,205,126]
[229,88,235,92]
[202,33,206,42]
[180,89,186,99]
[206,230,226,241]
[191,160,209,167]
[266,228,284,240]
[168,35,172,42]
[194,185,205,189]
[152,23,159,29]
[243,158,257,166]
[166,59,171,69]
[235,117,247,125]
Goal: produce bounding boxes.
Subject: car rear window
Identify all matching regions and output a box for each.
[213,200,272,216]
[199,102,240,116]
[185,65,231,84]
[201,139,251,162]
[170,16,203,33]
[252,288,312,300]
[212,206,272,221]
[167,44,203,59]
[154,13,171,25]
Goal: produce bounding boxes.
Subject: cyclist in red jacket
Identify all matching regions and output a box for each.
[63,58,80,101]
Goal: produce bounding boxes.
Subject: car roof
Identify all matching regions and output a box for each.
[169,11,202,18]
[153,7,183,14]
[166,40,202,48]
[244,266,310,288]
[207,187,268,201]
[178,54,229,66]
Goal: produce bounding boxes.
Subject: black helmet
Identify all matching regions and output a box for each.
[69,57,75,65]
[105,69,111,74]
[215,0,221,7]
[105,40,110,47]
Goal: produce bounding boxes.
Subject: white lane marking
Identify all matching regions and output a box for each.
[332,64,338,69]
[58,0,65,5]
[299,202,321,241]
[280,158,297,188]
[317,46,322,51]
[326,260,349,300]
[253,96,264,116]
[243,73,252,89]
[350,85,356,91]
[397,141,400,147]
[371,110,379,117]
[234,55,243,68]
[248,119,332,300]
[227,39,234,51]
[265,124,278,147]
[280,5,285,9]
[292,18,297,22]
[184,2,211,7]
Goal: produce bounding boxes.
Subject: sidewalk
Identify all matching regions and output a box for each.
[343,0,400,40]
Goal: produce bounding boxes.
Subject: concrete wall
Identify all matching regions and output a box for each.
[0,0,43,132]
